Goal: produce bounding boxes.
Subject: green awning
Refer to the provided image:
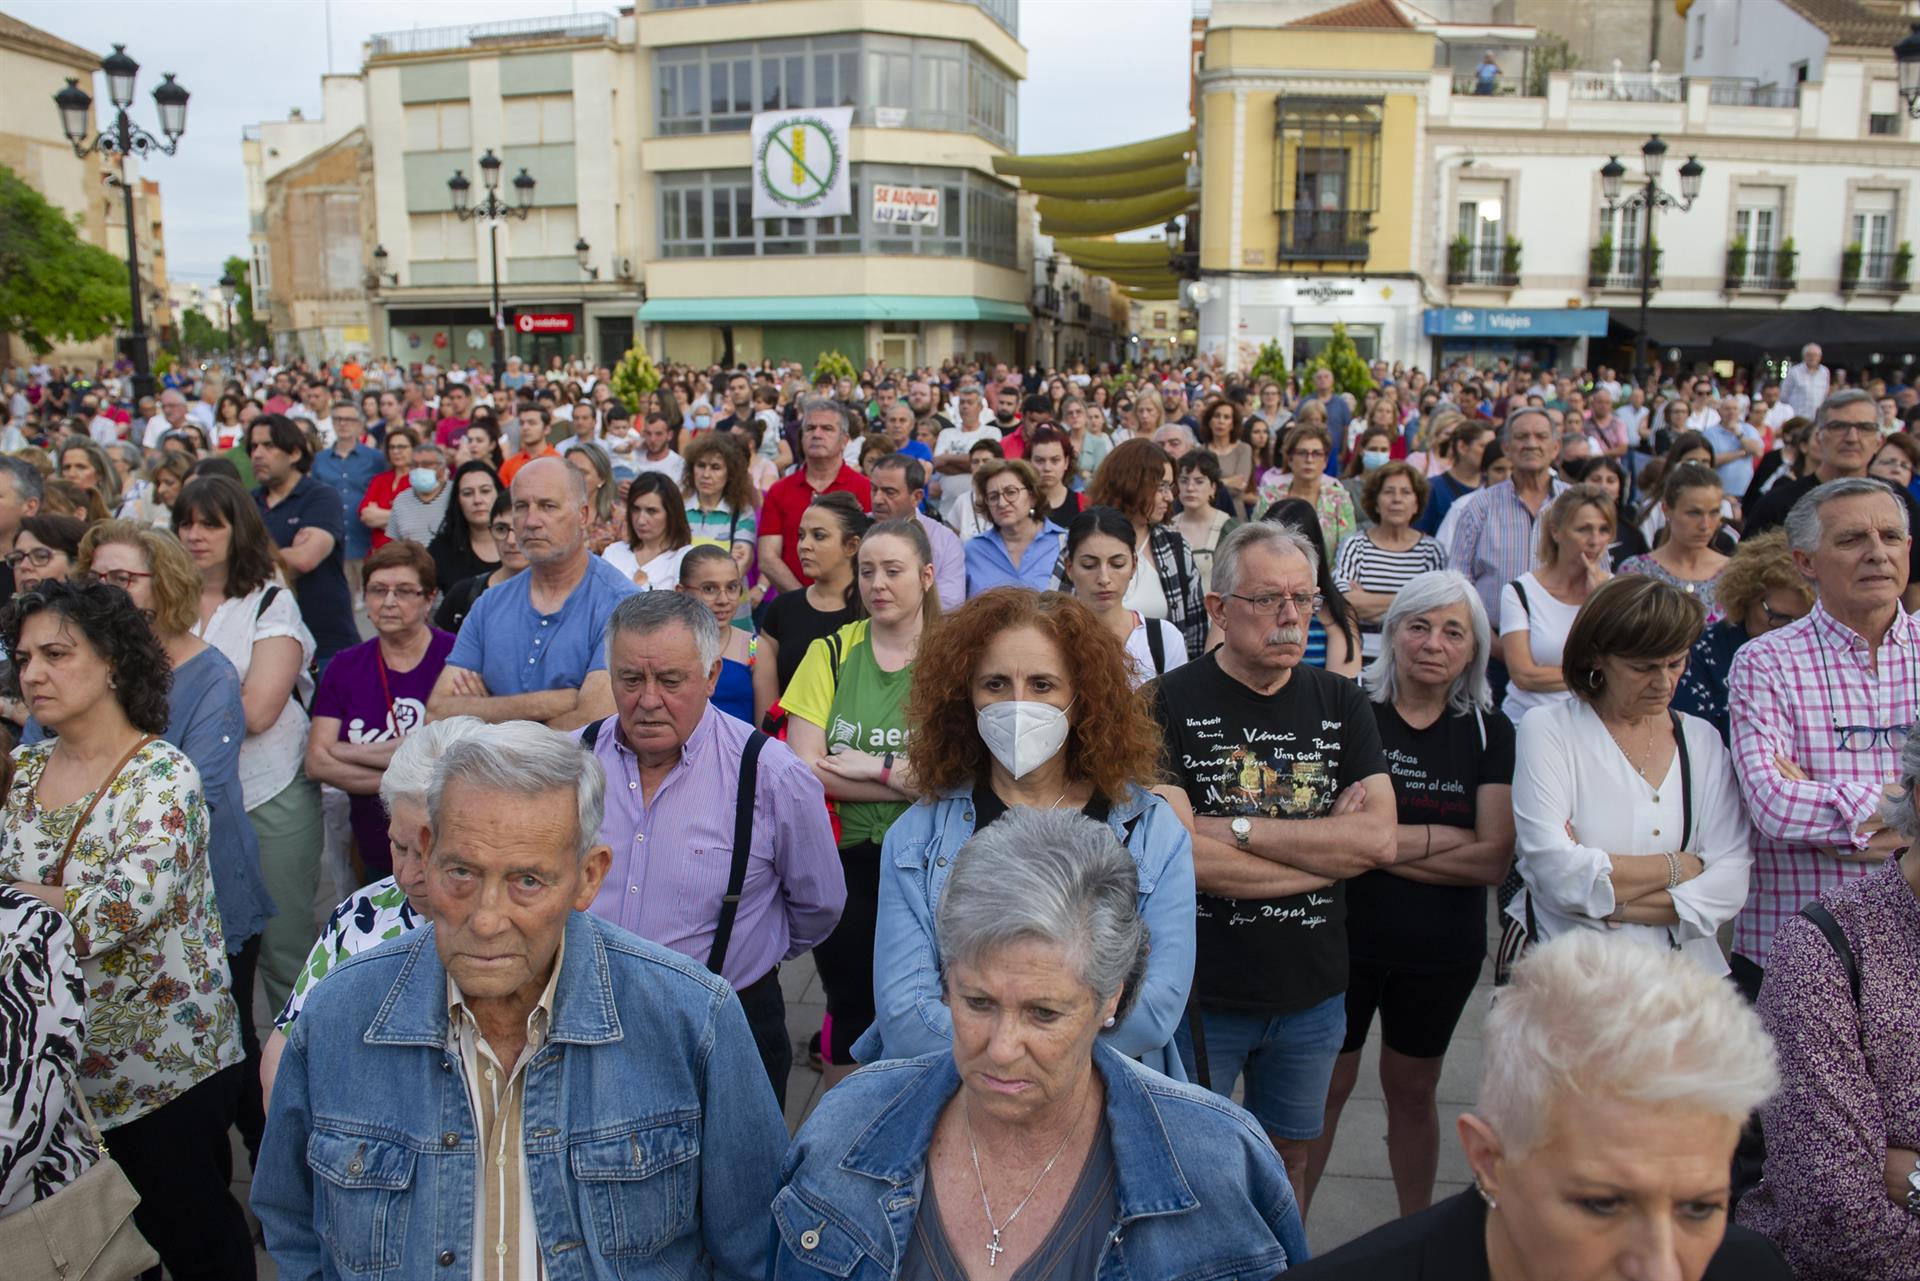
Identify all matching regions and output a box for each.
[639,294,1029,325]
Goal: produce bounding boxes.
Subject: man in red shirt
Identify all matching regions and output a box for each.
[432,383,473,447]
[757,397,871,591]
[500,404,560,485]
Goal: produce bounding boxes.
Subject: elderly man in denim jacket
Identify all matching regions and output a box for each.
[253,721,788,1281]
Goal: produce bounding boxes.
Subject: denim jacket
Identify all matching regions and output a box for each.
[851,784,1196,1080]
[770,1044,1309,1280]
[252,912,789,1281]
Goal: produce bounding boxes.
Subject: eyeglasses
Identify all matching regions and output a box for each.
[83,570,152,590]
[6,548,58,569]
[691,581,743,599]
[489,522,515,539]
[1226,591,1322,617]
[1760,602,1803,628]
[983,486,1030,506]
[1835,724,1910,752]
[365,585,425,602]
[1820,420,1874,436]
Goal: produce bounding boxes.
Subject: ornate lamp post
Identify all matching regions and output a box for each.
[1600,135,1702,391]
[53,45,189,403]
[575,238,599,281]
[1894,24,1920,116]
[449,149,535,384]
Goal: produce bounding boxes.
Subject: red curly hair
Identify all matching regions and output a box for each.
[906,589,1164,799]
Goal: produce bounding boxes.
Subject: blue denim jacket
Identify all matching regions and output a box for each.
[252,911,789,1281]
[851,784,1196,1080]
[770,1044,1310,1279]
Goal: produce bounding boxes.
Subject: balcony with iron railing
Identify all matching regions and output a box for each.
[1842,249,1912,294]
[368,12,616,58]
[1588,245,1660,291]
[1448,241,1520,287]
[1279,210,1372,262]
[1724,245,1796,293]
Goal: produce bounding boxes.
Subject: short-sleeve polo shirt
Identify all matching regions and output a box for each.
[446,556,640,696]
[255,475,358,664]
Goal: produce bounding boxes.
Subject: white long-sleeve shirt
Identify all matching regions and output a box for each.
[1510,697,1752,975]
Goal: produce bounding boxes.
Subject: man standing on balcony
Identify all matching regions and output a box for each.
[1474,51,1500,95]
[1783,343,1831,419]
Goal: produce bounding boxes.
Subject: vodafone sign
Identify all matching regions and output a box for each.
[514,312,575,334]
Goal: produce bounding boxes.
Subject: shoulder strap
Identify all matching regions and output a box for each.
[1798,901,1861,1006]
[580,716,604,751]
[1509,578,1531,619]
[707,730,769,978]
[255,583,281,621]
[1670,711,1693,851]
[49,735,156,886]
[1144,618,1167,675]
[826,630,844,685]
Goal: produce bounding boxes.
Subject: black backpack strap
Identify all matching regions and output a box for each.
[580,716,604,751]
[1509,578,1531,619]
[1798,901,1861,1006]
[255,583,281,621]
[1670,711,1693,851]
[707,730,769,977]
[1144,618,1167,675]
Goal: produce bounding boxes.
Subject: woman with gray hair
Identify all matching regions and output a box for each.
[1294,931,1788,1279]
[1737,716,1920,1278]
[772,807,1309,1278]
[1302,570,1515,1218]
[256,715,489,1101]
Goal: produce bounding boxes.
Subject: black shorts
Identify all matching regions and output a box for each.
[1339,958,1482,1059]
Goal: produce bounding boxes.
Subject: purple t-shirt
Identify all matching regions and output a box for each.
[312,629,456,874]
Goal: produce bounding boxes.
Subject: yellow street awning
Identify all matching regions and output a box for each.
[992,130,1195,180]
[1016,161,1190,201]
[1038,188,1196,237]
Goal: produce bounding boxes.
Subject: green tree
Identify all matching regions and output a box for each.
[1527,34,1579,97]
[1248,339,1288,385]
[812,350,858,386]
[0,164,130,354]
[611,345,662,412]
[179,308,229,354]
[223,253,267,350]
[1301,322,1375,399]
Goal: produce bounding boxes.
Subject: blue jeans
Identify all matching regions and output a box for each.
[1175,994,1347,1141]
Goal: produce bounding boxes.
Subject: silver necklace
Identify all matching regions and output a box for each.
[963,1090,1087,1267]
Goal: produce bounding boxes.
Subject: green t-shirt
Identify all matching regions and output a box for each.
[783,618,913,846]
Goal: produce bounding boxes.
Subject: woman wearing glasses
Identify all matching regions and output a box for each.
[675,544,757,725]
[964,458,1065,598]
[8,513,85,593]
[304,539,453,885]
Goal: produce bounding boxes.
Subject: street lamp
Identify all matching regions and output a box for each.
[218,271,238,364]
[371,244,399,287]
[52,44,189,403]
[450,149,534,384]
[575,238,598,281]
[1896,24,1920,116]
[1599,134,1701,392]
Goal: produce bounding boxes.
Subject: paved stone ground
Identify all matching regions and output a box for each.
[240,944,1490,1276]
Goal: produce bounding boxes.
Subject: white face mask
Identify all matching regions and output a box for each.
[1361,450,1391,471]
[976,699,1072,780]
[409,467,439,492]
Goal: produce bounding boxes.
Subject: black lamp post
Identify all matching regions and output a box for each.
[1600,134,1702,392]
[1896,24,1920,116]
[218,271,238,364]
[450,149,535,385]
[53,44,188,404]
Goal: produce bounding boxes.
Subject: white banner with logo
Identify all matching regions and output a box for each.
[751,107,853,220]
[872,184,941,227]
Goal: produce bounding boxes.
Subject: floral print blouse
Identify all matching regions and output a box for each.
[274,874,423,1032]
[0,740,240,1126]
[1253,473,1357,558]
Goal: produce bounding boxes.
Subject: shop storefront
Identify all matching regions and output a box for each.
[1199,276,1427,373]
[381,304,593,371]
[637,295,1031,370]
[1423,307,1610,372]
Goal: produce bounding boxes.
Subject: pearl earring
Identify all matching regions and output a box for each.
[1102,1016,1116,1028]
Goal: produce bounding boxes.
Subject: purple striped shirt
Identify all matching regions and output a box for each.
[1727,603,1920,965]
[583,705,845,987]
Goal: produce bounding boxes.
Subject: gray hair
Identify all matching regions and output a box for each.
[1478,932,1777,1159]
[1153,422,1198,448]
[1813,387,1876,430]
[1360,569,1492,713]
[796,395,850,438]
[380,715,491,813]
[1783,476,1911,554]
[604,589,722,671]
[1212,520,1318,602]
[1881,717,1920,839]
[935,808,1148,1025]
[0,455,45,505]
[427,721,607,861]
[1498,405,1552,447]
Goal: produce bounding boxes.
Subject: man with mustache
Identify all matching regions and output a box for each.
[1148,521,1395,1207]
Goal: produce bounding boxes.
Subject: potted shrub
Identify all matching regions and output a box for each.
[1726,235,1749,285]
[1776,237,1797,285]
[1589,236,1614,281]
[1896,241,1913,284]
[1449,235,1471,279]
[1249,339,1288,385]
[1501,236,1522,280]
[1842,242,1864,287]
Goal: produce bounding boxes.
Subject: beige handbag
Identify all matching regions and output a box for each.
[0,1082,158,1280]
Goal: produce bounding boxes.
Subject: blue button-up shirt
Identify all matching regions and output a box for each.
[582,705,845,988]
[311,443,388,560]
[1446,476,1570,620]
[963,519,1065,598]
[446,556,638,697]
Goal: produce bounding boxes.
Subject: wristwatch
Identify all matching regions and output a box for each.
[1906,1155,1920,1215]
[1230,817,1253,848]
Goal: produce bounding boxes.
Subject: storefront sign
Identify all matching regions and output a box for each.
[1423,308,1609,338]
[515,312,576,334]
[1299,281,1357,304]
[872,184,941,226]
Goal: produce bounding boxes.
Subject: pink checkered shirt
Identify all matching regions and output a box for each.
[1727,602,1920,966]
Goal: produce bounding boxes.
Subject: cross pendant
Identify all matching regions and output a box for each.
[987,1230,1004,1267]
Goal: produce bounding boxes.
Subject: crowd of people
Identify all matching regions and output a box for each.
[0,341,1917,1280]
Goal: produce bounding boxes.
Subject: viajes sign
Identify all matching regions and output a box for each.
[751,107,853,220]
[1422,308,1609,338]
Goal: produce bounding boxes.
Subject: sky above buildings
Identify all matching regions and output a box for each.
[7,0,1192,282]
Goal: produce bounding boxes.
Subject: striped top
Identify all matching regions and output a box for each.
[1334,528,1448,656]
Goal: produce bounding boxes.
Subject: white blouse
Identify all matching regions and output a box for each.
[1509,698,1752,975]
[601,541,691,591]
[192,582,316,809]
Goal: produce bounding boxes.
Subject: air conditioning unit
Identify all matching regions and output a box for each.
[616,257,636,280]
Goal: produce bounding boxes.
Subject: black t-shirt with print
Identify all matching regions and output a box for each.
[1346,701,1516,973]
[1149,652,1388,1014]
